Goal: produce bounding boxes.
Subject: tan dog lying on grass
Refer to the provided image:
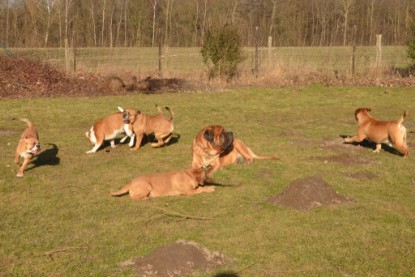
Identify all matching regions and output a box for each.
[110,168,213,200]
[130,105,174,150]
[344,108,409,157]
[14,118,40,177]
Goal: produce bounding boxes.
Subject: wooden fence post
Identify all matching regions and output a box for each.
[254,26,259,77]
[158,28,162,78]
[376,34,382,76]
[64,38,70,72]
[267,36,272,66]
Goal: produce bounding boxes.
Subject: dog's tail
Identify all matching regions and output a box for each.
[110,183,131,197]
[397,110,408,125]
[13,118,33,128]
[165,106,174,121]
[156,105,174,121]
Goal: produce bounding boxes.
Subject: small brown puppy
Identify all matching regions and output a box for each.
[130,105,174,150]
[14,118,40,177]
[85,107,137,153]
[191,125,234,174]
[216,139,278,170]
[344,108,409,157]
[110,168,213,200]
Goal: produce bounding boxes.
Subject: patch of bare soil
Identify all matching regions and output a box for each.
[267,176,354,211]
[0,56,214,98]
[313,153,373,166]
[345,171,377,180]
[321,136,372,154]
[122,240,228,277]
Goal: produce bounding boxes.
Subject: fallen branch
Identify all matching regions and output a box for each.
[42,245,88,257]
[150,206,218,221]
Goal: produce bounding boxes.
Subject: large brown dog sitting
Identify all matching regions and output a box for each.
[14,118,40,177]
[130,105,174,150]
[110,168,213,200]
[191,125,234,174]
[344,108,409,157]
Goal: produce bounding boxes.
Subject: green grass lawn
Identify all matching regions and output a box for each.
[1,87,414,276]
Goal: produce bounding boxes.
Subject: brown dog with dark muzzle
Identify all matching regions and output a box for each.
[344,108,409,157]
[14,118,40,177]
[110,168,213,200]
[191,125,234,175]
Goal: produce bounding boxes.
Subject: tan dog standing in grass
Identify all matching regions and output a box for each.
[85,107,137,153]
[14,118,40,177]
[344,108,409,157]
[130,105,174,150]
[110,168,213,200]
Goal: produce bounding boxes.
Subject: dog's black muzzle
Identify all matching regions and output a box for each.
[122,112,130,124]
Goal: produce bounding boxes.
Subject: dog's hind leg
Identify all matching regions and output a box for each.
[86,143,102,153]
[373,143,382,153]
[394,143,409,157]
[129,182,152,200]
[151,134,165,147]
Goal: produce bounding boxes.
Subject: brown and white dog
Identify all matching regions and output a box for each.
[191,125,234,175]
[344,108,409,157]
[85,107,137,153]
[14,118,40,177]
[130,105,174,150]
[110,168,213,200]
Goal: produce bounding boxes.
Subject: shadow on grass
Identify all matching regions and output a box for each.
[340,134,404,157]
[130,133,181,149]
[214,272,239,277]
[26,143,60,172]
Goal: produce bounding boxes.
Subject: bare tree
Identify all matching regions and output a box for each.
[149,0,157,47]
[101,0,106,46]
[341,0,354,46]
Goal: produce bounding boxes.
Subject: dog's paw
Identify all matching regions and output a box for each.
[16,173,23,177]
[205,186,216,192]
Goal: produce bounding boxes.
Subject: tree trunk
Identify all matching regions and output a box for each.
[150,0,157,47]
[101,0,107,47]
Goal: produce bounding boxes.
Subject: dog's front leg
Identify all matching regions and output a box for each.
[130,133,144,151]
[128,133,136,147]
[16,155,32,177]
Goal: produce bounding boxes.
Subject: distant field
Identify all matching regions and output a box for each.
[1,87,414,276]
[10,46,410,75]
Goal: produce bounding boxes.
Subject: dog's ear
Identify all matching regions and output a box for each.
[203,129,214,143]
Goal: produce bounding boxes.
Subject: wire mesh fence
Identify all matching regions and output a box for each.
[7,45,411,78]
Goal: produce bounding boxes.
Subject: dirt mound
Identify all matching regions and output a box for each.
[122,240,228,276]
[268,176,354,211]
[0,56,211,98]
